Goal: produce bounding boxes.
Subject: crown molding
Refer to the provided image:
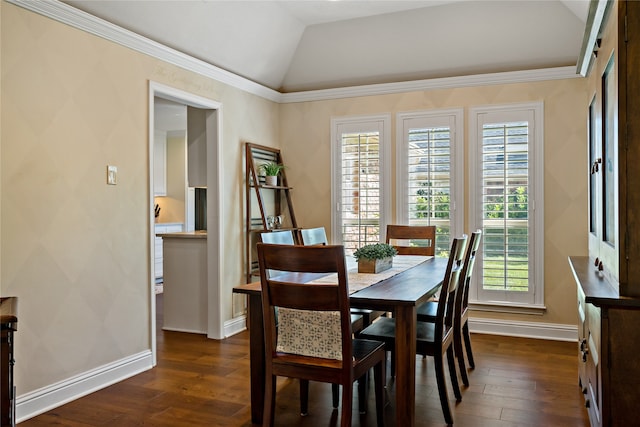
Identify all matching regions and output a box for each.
[279,66,582,103]
[9,0,583,105]
[7,0,282,102]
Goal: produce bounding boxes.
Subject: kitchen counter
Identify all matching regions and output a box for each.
[161,232,207,334]
[157,230,207,239]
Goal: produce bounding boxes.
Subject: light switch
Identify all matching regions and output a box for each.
[107,165,117,185]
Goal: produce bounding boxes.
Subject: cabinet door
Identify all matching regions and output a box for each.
[577,286,588,395]
[585,303,601,425]
[154,130,167,196]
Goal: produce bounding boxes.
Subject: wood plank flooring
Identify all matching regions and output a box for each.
[20,295,589,426]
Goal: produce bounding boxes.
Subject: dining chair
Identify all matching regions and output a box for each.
[300,226,328,246]
[417,230,482,387]
[257,243,386,427]
[359,235,468,425]
[259,229,295,245]
[385,224,436,256]
[259,230,364,404]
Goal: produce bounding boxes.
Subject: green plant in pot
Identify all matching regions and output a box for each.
[259,162,285,186]
[353,243,398,273]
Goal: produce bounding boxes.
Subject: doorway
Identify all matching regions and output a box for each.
[148,82,223,365]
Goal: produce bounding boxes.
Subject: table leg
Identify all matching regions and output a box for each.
[248,294,265,424]
[394,305,416,426]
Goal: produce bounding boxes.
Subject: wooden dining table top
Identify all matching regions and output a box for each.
[234,255,447,309]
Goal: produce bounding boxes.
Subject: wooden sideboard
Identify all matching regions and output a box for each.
[569,257,640,427]
[571,2,640,425]
[0,297,17,427]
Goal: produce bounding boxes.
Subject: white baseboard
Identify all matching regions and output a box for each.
[225,315,247,337]
[469,317,578,342]
[16,350,153,423]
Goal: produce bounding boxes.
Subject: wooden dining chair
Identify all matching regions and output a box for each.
[257,243,386,427]
[300,227,328,246]
[417,230,482,387]
[259,234,364,407]
[259,229,295,245]
[359,235,468,425]
[385,224,436,256]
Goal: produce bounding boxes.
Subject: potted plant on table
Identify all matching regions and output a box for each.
[353,243,398,274]
[259,161,285,186]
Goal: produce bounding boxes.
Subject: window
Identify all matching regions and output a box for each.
[331,115,391,254]
[469,103,544,307]
[397,109,464,256]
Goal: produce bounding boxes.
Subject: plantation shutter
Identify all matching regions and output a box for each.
[470,103,543,307]
[407,126,452,255]
[332,116,390,255]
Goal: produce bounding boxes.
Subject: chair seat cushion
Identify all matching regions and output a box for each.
[359,317,447,349]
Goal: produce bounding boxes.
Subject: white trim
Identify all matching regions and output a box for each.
[469,317,577,342]
[330,114,392,245]
[8,0,581,104]
[149,82,225,343]
[224,315,248,337]
[395,108,464,240]
[8,0,281,102]
[468,102,544,307]
[281,67,580,103]
[16,351,153,423]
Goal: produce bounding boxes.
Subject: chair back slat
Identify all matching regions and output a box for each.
[386,225,436,256]
[260,230,295,245]
[300,227,328,246]
[268,281,340,311]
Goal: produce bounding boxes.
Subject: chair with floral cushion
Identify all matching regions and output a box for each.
[257,243,386,426]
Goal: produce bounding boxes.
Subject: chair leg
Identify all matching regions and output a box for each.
[332,383,340,409]
[300,379,310,416]
[264,375,277,427]
[463,323,475,369]
[358,373,368,414]
[340,381,353,427]
[454,329,469,387]
[434,354,454,425]
[374,359,385,427]
[446,346,462,402]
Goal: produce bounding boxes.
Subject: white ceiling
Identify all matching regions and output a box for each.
[64,0,590,93]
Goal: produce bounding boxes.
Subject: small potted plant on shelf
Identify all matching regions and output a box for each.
[353,243,398,274]
[259,161,285,186]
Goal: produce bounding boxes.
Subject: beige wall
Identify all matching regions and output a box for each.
[1,3,278,394]
[1,0,590,407]
[280,77,590,327]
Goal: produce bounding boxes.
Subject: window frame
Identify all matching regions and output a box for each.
[468,102,545,309]
[330,114,392,249]
[396,109,464,252]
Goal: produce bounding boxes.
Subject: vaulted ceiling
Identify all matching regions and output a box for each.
[63,0,590,93]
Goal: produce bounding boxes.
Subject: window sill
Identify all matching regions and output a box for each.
[469,301,547,316]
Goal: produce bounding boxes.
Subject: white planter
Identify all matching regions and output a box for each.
[265,175,278,186]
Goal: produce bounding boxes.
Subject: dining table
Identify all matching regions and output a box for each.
[232,255,448,427]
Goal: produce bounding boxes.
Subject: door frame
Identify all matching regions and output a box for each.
[148,81,224,364]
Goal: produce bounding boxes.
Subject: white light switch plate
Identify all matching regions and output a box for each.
[107,165,117,185]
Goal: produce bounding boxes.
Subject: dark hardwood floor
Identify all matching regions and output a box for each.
[20,295,589,426]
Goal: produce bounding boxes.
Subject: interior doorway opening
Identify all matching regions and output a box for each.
[148,82,223,365]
